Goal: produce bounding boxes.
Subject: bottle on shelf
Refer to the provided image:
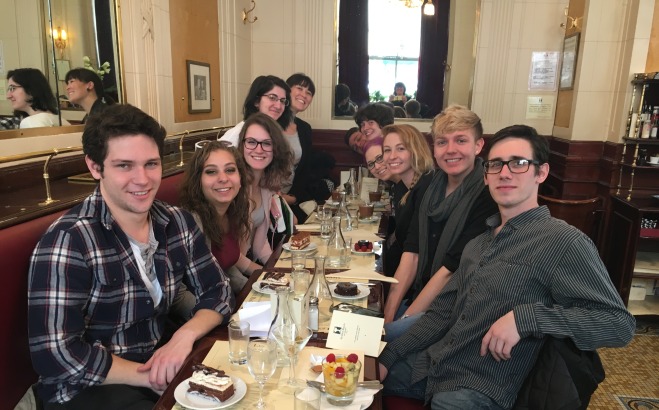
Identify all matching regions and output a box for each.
[650,106,659,139]
[641,105,651,139]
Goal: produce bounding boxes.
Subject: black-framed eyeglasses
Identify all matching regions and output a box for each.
[483,158,540,174]
[261,94,289,106]
[7,85,23,93]
[367,154,384,170]
[243,138,273,152]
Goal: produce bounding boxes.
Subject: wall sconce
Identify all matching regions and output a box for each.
[242,0,258,24]
[52,26,68,58]
[422,0,435,16]
[560,7,580,30]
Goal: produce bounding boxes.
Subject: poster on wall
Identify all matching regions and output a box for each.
[528,51,559,91]
[559,33,580,90]
[187,60,211,113]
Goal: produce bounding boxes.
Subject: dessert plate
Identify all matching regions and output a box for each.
[330,283,370,300]
[251,280,289,295]
[351,243,380,255]
[282,242,318,252]
[174,376,247,410]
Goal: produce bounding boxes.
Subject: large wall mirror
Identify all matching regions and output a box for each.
[333,0,478,121]
[0,0,123,136]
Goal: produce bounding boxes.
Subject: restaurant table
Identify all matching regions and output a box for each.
[154,216,387,409]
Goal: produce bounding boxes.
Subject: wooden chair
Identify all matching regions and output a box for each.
[537,195,601,240]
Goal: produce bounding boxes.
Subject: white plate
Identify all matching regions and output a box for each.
[358,216,379,223]
[174,376,247,410]
[351,242,379,255]
[330,283,370,300]
[283,242,318,252]
[252,280,289,295]
[321,393,374,410]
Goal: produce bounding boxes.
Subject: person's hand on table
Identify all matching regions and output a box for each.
[137,328,196,391]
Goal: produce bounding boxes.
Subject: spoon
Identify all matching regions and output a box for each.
[306,380,383,392]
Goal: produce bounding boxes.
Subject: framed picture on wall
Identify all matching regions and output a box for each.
[559,33,580,90]
[187,60,211,113]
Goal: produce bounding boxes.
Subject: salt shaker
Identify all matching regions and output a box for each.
[308,297,319,331]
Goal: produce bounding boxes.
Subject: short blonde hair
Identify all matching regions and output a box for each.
[431,104,483,140]
[382,124,434,205]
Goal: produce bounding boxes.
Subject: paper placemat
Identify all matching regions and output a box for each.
[239,272,368,333]
[171,341,367,409]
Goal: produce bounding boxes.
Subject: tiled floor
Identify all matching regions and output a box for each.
[588,335,659,409]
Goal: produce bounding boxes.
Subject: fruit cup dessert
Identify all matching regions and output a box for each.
[322,353,362,406]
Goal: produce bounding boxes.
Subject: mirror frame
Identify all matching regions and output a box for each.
[1,0,125,139]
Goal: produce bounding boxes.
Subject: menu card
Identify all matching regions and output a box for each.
[326,310,385,357]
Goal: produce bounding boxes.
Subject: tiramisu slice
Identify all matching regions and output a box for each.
[260,271,290,291]
[289,231,311,250]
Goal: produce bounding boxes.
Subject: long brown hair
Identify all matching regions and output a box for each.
[382,124,434,205]
[238,113,293,191]
[179,141,251,248]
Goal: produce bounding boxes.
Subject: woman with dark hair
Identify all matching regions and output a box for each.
[6,68,70,128]
[179,143,255,293]
[388,81,411,107]
[65,68,114,122]
[237,113,295,265]
[280,73,334,222]
[219,75,292,146]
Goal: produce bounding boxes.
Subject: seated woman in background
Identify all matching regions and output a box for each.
[380,124,435,315]
[238,113,295,266]
[6,68,70,128]
[64,68,114,122]
[179,141,256,295]
[219,75,292,146]
[383,105,498,341]
[282,73,334,222]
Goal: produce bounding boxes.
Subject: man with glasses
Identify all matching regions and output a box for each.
[378,124,634,409]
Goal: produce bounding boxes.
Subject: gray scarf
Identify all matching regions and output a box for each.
[414,157,485,290]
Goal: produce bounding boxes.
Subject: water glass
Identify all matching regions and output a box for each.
[294,387,321,409]
[344,236,352,266]
[228,321,250,365]
[247,338,278,409]
[290,269,311,296]
[320,219,332,239]
[291,249,308,271]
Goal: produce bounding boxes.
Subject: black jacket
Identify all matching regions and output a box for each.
[514,337,605,410]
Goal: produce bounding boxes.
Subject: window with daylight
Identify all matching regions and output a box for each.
[367,0,422,99]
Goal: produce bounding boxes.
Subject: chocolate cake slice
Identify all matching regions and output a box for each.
[260,271,290,290]
[188,364,235,402]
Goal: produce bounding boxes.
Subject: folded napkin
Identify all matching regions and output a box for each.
[235,301,272,337]
[326,268,398,283]
[297,224,321,232]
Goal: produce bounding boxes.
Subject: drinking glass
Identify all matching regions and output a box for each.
[290,249,307,271]
[271,323,312,393]
[247,338,278,409]
[228,320,250,365]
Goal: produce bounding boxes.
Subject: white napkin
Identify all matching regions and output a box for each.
[326,268,399,283]
[235,301,271,337]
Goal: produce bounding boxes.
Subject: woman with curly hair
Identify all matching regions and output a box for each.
[238,113,295,265]
[179,142,257,295]
[380,124,435,322]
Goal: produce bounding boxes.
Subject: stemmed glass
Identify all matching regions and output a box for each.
[246,338,278,409]
[271,322,312,393]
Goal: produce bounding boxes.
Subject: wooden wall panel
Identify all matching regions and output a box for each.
[169,0,221,122]
[646,0,659,72]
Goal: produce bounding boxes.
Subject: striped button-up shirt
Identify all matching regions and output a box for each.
[28,188,233,403]
[379,206,634,408]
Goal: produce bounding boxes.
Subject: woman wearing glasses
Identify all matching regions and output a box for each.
[238,113,294,266]
[179,141,256,296]
[6,68,70,129]
[383,105,497,341]
[219,75,292,146]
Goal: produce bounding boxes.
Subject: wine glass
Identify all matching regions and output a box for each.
[246,338,278,409]
[271,322,312,393]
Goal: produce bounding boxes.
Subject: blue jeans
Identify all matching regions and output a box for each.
[383,351,504,410]
[383,311,423,342]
